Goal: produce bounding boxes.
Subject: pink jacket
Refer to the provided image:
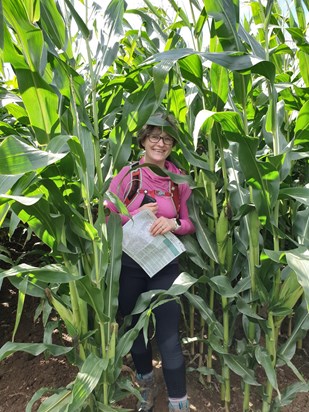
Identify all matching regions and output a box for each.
[106,158,195,236]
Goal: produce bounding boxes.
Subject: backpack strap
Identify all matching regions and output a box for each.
[124,164,141,206]
[170,180,180,219]
[123,163,180,218]
[171,167,187,219]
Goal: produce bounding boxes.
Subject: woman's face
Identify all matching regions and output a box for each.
[143,127,173,167]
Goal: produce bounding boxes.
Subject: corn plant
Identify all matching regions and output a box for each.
[1,0,309,411]
[118,1,309,411]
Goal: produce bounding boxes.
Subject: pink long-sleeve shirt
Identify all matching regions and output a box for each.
[106,158,195,236]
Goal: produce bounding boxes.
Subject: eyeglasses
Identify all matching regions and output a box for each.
[147,134,174,146]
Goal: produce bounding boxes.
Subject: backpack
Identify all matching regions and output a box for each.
[123,163,180,218]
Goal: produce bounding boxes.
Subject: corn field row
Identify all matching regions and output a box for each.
[0,0,308,411]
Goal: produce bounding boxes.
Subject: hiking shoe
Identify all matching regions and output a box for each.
[136,375,157,412]
[168,399,190,412]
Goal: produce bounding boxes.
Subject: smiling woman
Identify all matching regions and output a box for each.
[142,130,173,168]
[137,116,177,168]
[105,113,195,412]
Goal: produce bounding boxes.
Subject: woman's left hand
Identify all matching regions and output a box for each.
[150,217,175,236]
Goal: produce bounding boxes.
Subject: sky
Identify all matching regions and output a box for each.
[118,0,303,49]
[124,0,291,21]
[75,0,307,33]
[71,0,308,60]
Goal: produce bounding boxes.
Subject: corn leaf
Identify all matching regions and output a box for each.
[271,382,309,410]
[278,300,309,362]
[63,0,89,38]
[0,341,72,362]
[210,63,229,110]
[0,263,82,283]
[286,248,309,309]
[12,276,28,341]
[181,235,209,269]
[255,346,279,394]
[293,209,309,246]
[26,387,70,412]
[294,100,309,147]
[279,187,309,206]
[223,353,260,385]
[40,0,69,53]
[15,69,60,144]
[76,276,109,323]
[185,292,224,339]
[208,276,237,297]
[188,195,218,263]
[3,0,44,71]
[101,0,126,72]
[0,194,42,205]
[178,54,204,91]
[204,0,241,51]
[67,353,107,412]
[236,297,264,320]
[37,389,72,412]
[104,213,123,319]
[0,136,68,174]
[109,82,157,171]
[145,49,276,82]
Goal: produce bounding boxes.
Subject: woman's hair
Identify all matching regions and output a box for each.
[137,113,177,148]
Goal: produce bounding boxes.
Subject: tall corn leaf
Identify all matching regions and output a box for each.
[3,0,44,72]
[184,291,224,339]
[0,136,68,174]
[109,81,158,170]
[178,54,204,91]
[145,49,276,82]
[23,0,40,23]
[14,69,60,144]
[210,63,229,110]
[203,0,242,51]
[194,109,280,225]
[286,248,309,309]
[26,388,71,412]
[0,3,3,64]
[101,0,126,72]
[188,195,218,262]
[294,100,309,148]
[105,213,123,321]
[76,277,109,324]
[293,209,309,246]
[63,0,89,39]
[40,0,71,55]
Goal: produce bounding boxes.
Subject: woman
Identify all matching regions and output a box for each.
[106,114,195,412]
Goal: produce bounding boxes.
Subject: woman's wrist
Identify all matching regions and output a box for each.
[172,218,181,232]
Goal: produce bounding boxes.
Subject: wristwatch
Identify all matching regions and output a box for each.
[173,218,181,232]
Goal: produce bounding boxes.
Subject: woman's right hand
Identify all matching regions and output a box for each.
[139,202,158,214]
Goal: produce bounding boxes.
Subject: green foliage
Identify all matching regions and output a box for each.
[0,0,309,411]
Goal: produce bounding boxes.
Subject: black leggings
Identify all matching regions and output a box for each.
[119,254,186,398]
